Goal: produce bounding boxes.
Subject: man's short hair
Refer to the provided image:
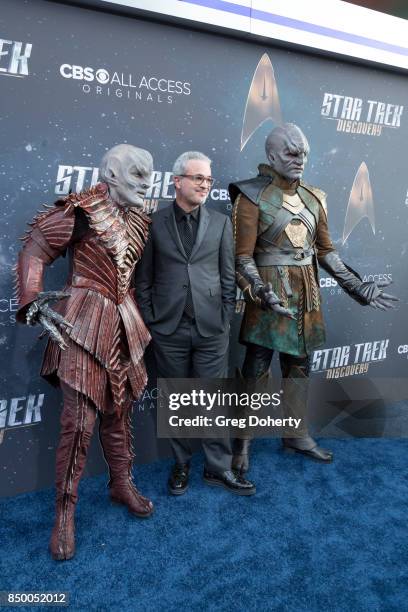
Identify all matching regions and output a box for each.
[173,151,212,176]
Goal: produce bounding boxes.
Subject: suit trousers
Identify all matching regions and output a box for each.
[151,316,232,472]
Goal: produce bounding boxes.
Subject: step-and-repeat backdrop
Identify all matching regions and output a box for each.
[1,0,407,496]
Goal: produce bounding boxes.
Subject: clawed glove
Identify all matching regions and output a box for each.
[355,280,399,310]
[319,252,398,310]
[235,255,295,319]
[26,291,72,350]
[257,282,296,319]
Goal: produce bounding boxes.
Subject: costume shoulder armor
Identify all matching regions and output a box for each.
[300,181,328,218]
[63,182,109,210]
[228,176,272,206]
[20,197,77,249]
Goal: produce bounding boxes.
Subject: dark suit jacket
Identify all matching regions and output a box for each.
[134,202,236,337]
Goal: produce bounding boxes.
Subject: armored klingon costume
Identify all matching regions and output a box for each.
[230,124,397,471]
[15,145,155,561]
[231,164,333,356]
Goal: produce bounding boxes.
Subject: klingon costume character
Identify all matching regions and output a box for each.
[15,144,155,561]
[229,123,398,473]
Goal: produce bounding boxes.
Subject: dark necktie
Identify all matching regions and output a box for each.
[182,215,194,317]
[182,214,194,258]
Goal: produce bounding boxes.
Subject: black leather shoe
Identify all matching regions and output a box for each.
[203,469,256,496]
[168,463,190,495]
[283,443,333,463]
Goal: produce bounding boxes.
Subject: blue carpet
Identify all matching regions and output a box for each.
[1,438,408,611]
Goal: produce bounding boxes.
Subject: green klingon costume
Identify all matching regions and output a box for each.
[230,164,342,464]
[229,143,395,471]
[230,164,335,357]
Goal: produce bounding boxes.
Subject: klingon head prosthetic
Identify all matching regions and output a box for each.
[100,144,154,208]
[265,123,310,184]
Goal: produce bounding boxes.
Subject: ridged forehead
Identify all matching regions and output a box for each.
[102,144,153,171]
[285,125,309,152]
[266,123,309,154]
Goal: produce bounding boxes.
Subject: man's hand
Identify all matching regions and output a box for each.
[355,279,399,311]
[257,282,296,320]
[26,291,73,350]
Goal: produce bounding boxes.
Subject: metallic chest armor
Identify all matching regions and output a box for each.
[255,194,317,267]
[66,185,151,303]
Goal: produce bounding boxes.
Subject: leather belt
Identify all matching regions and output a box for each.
[255,248,314,267]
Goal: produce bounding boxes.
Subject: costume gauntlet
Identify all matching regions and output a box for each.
[318,251,395,308]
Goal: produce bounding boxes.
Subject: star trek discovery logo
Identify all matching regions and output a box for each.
[343,162,375,244]
[0,394,43,444]
[321,93,403,136]
[311,339,389,379]
[241,53,282,151]
[54,166,229,213]
[0,38,32,77]
[58,64,191,105]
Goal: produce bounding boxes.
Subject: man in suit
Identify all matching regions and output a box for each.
[135,151,255,496]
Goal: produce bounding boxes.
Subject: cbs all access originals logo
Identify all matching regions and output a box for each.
[54,165,230,213]
[321,93,403,137]
[319,272,392,295]
[0,296,18,326]
[311,339,389,380]
[397,344,408,360]
[397,345,408,359]
[0,393,44,444]
[134,387,159,412]
[59,64,191,105]
[0,38,32,77]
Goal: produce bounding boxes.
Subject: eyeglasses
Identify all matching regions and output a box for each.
[178,174,215,187]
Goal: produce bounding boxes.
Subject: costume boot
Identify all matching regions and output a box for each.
[232,369,252,474]
[99,407,153,518]
[280,360,333,463]
[50,385,97,561]
[232,362,271,475]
